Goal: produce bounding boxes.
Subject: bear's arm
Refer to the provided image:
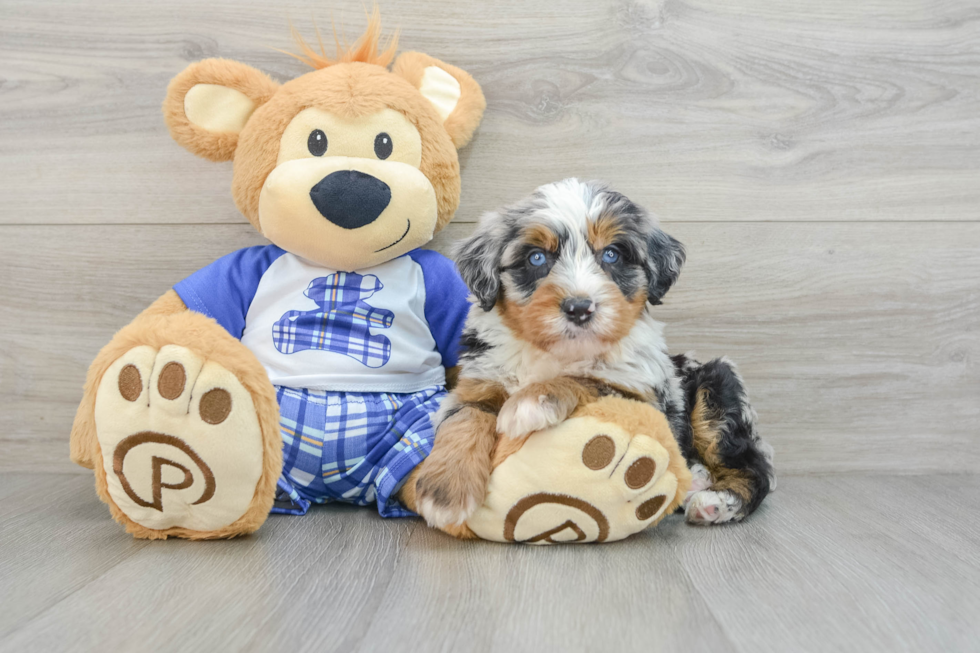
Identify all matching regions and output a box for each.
[407,249,471,371]
[173,244,287,340]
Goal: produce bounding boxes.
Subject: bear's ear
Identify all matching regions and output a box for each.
[163,58,280,162]
[392,52,486,149]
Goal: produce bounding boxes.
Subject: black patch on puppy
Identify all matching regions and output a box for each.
[601,252,646,301]
[458,329,492,361]
[592,190,683,305]
[645,229,686,306]
[454,221,515,311]
[679,357,773,517]
[505,244,556,298]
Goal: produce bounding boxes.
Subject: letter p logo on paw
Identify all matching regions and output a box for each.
[112,432,215,512]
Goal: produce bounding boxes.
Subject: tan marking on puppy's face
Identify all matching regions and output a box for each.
[498,281,568,351]
[524,224,560,253]
[497,218,648,352]
[586,214,623,253]
[593,285,647,345]
[258,107,437,270]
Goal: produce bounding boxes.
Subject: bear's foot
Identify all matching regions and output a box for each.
[467,398,691,544]
[94,345,267,538]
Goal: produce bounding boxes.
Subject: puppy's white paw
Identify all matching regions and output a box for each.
[683,463,714,507]
[497,394,564,440]
[685,489,742,525]
[417,494,479,529]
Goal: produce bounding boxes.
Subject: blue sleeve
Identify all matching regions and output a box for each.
[173,245,287,339]
[408,249,471,368]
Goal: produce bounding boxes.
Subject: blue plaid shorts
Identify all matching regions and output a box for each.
[271,385,445,518]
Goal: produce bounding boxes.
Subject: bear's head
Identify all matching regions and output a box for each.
[162,11,485,270]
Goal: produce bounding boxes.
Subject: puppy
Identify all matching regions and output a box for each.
[413,179,775,532]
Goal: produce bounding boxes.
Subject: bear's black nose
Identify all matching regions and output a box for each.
[309,170,391,229]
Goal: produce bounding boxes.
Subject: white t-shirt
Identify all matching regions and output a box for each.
[174,245,471,393]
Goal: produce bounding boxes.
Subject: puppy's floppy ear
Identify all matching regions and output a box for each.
[645,227,686,305]
[163,58,280,162]
[392,52,486,149]
[453,212,507,311]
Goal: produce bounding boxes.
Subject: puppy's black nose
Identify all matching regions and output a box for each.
[309,170,391,229]
[561,297,595,324]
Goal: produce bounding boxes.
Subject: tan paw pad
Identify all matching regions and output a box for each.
[94,345,264,533]
[468,414,680,544]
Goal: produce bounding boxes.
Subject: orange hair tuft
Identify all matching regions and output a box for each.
[282,6,399,70]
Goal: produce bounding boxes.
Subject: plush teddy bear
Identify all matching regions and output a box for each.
[69,12,486,540]
[457,397,692,544]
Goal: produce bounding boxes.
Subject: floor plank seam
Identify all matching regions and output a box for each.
[0,538,152,644]
[670,538,745,653]
[348,519,422,653]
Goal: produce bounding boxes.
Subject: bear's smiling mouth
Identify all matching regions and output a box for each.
[374,219,411,253]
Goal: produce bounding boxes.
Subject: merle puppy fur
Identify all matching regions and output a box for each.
[413,179,775,530]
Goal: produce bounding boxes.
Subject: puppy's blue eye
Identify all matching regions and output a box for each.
[528,250,547,267]
[602,247,620,264]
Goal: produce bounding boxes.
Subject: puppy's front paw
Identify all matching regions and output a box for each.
[415,469,483,529]
[497,394,564,440]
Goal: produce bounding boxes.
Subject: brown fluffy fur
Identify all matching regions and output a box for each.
[162,59,280,163]
[570,398,692,525]
[82,15,484,539]
[163,24,484,233]
[416,374,677,538]
[453,377,510,411]
[392,51,486,149]
[228,61,465,233]
[399,467,477,539]
[483,376,625,465]
[524,224,560,253]
[597,286,648,345]
[284,8,399,70]
[497,284,567,351]
[586,215,623,252]
[500,377,614,444]
[414,387,692,539]
[408,377,508,537]
[70,290,283,539]
[690,388,753,503]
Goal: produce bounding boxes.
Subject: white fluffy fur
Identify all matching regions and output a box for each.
[417,494,479,529]
[685,490,743,525]
[463,305,675,402]
[496,392,565,439]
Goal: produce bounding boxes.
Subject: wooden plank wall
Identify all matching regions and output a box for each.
[1,0,978,474]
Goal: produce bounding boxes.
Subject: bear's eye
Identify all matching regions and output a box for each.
[374,132,393,160]
[308,129,327,157]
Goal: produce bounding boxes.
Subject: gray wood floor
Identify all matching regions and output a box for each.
[0,473,977,653]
